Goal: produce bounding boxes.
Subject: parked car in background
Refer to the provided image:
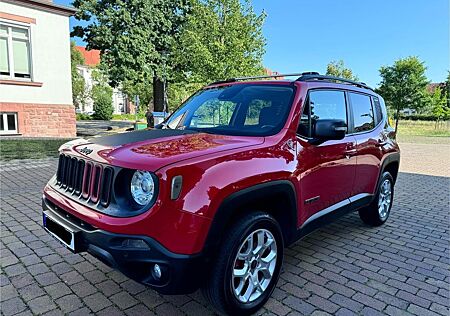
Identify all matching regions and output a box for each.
[42,72,400,315]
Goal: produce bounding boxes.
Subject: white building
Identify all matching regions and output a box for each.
[75,46,130,115]
[0,0,76,137]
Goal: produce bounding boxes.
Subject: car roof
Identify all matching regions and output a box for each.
[206,80,378,97]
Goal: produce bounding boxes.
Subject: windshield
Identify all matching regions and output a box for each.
[162,84,296,136]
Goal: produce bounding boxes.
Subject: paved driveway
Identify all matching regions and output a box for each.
[0,142,449,316]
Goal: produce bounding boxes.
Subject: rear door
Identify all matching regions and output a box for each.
[295,89,357,226]
[348,92,384,197]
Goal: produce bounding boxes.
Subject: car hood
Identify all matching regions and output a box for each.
[61,129,264,171]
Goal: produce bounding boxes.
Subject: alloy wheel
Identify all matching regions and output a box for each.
[232,229,278,303]
[378,179,392,220]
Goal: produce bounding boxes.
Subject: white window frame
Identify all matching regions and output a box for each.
[0,112,19,135]
[0,22,33,81]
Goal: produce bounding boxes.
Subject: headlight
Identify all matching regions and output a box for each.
[130,170,155,205]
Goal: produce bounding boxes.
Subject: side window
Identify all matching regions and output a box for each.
[349,93,375,132]
[372,96,383,124]
[298,90,347,138]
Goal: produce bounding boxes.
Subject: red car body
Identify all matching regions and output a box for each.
[42,78,400,295]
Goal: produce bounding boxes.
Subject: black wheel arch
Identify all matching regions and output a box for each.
[378,152,400,187]
[202,180,298,260]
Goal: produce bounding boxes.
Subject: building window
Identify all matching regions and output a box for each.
[0,112,18,135]
[0,24,32,79]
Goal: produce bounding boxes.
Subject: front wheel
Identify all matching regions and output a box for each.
[203,212,284,315]
[359,171,394,226]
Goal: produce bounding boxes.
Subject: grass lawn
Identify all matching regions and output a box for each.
[0,139,72,161]
[396,120,450,144]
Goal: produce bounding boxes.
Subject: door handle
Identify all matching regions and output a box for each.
[344,149,357,159]
[375,139,387,147]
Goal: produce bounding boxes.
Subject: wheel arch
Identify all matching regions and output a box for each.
[202,180,298,259]
[380,152,400,185]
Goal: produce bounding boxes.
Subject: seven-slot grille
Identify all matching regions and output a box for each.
[56,154,114,207]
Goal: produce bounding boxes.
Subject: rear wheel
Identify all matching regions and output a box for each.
[203,212,283,315]
[359,171,394,226]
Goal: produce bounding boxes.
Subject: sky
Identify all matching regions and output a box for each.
[56,0,449,87]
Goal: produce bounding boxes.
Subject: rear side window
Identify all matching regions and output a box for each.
[349,93,374,133]
[372,97,383,124]
[298,90,347,138]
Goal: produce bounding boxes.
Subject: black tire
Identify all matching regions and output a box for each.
[359,171,394,226]
[202,212,284,315]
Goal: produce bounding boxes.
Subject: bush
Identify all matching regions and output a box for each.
[92,85,113,120]
[399,114,442,121]
[76,113,92,120]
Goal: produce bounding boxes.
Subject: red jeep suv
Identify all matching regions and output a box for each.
[42,72,400,315]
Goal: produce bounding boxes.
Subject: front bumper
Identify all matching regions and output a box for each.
[42,197,205,294]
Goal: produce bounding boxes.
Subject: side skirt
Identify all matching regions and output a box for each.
[290,193,373,244]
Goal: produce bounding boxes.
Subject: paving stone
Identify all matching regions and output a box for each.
[283,296,315,314]
[97,279,122,296]
[307,294,340,313]
[2,146,449,316]
[83,292,112,312]
[28,295,57,315]
[124,303,157,316]
[56,294,84,313]
[110,291,139,309]
[18,283,46,301]
[71,280,98,297]
[1,297,27,316]
[44,282,72,299]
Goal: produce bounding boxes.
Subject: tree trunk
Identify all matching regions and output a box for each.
[394,106,400,136]
[153,77,165,112]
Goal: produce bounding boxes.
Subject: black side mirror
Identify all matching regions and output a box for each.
[309,119,347,144]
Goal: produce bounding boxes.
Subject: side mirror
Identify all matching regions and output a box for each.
[310,119,347,144]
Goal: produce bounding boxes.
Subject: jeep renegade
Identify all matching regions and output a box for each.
[42,72,400,315]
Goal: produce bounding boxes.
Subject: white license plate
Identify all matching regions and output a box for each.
[43,213,77,251]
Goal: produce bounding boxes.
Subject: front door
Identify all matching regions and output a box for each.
[294,89,356,226]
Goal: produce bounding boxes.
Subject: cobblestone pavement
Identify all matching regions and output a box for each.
[399,142,450,177]
[1,149,449,316]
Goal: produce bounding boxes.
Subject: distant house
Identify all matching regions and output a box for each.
[427,82,445,93]
[0,0,76,137]
[75,46,131,115]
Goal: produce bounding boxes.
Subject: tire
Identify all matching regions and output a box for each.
[202,212,284,315]
[359,171,394,226]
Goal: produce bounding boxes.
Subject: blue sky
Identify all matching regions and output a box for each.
[56,0,449,87]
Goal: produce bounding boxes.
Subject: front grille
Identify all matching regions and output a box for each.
[56,154,114,207]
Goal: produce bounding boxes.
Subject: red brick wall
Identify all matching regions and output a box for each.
[0,103,76,137]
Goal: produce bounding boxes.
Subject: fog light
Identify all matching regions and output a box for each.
[153,264,162,279]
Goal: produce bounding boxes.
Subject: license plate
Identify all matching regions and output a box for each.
[43,213,77,251]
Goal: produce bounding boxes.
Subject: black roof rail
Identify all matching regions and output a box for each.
[208,72,319,86]
[296,74,373,91]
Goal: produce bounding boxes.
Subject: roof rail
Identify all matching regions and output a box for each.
[208,72,319,86]
[296,74,373,91]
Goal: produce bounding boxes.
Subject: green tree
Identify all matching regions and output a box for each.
[169,0,266,110]
[444,71,450,108]
[70,41,88,111]
[326,60,359,81]
[429,88,450,123]
[71,0,190,111]
[91,69,114,120]
[376,56,429,133]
